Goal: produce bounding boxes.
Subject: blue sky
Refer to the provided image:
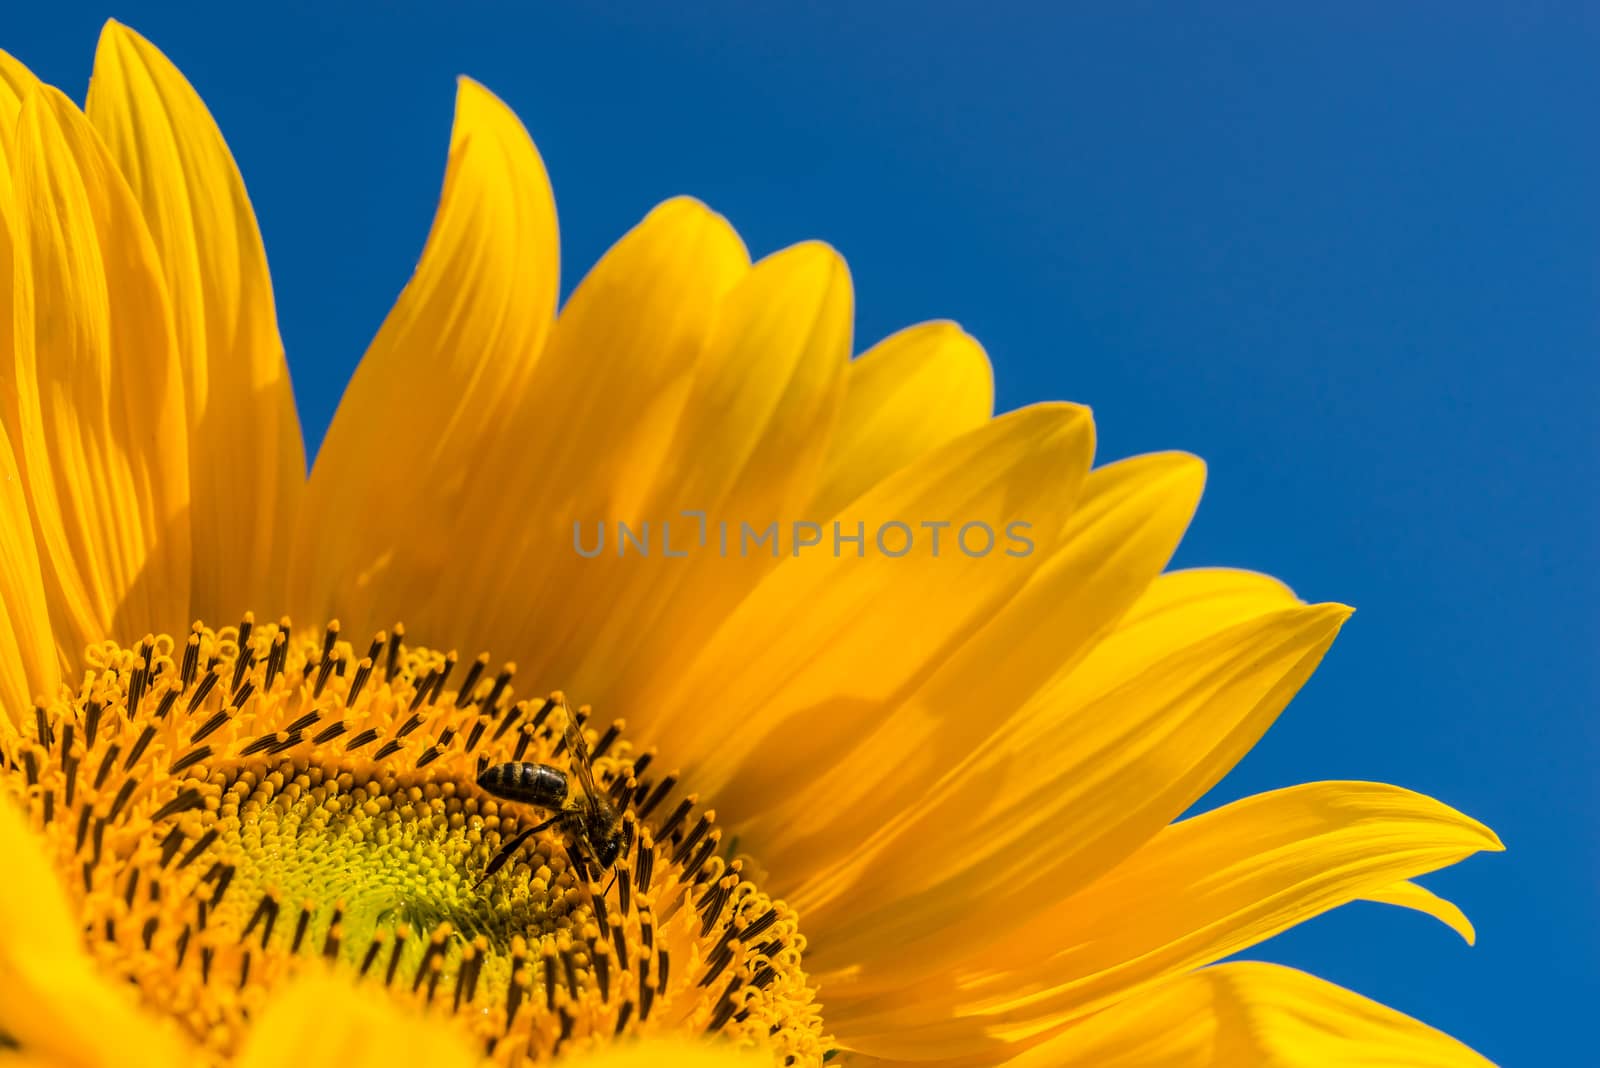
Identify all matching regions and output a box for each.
[10,2,1597,1061]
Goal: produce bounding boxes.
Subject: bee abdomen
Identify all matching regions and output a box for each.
[477,762,568,807]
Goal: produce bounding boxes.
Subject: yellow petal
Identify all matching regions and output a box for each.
[8,87,190,660]
[746,451,1204,885]
[236,971,479,1068]
[1364,878,1478,945]
[564,241,854,713]
[507,197,750,522]
[655,241,852,521]
[1005,962,1496,1068]
[289,77,558,634]
[806,579,1349,995]
[1117,564,1301,625]
[0,47,36,372]
[234,970,771,1068]
[419,196,749,673]
[86,21,305,623]
[647,402,1095,814]
[810,320,993,518]
[1002,781,1499,1019]
[557,1040,773,1068]
[0,50,38,198]
[0,422,57,722]
[0,51,33,113]
[838,781,1499,1059]
[0,795,186,1067]
[0,61,58,725]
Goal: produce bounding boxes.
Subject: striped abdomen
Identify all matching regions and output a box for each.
[476,762,569,808]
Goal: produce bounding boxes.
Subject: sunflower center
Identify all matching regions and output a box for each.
[0,618,825,1065]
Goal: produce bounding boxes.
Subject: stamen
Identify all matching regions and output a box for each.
[312,653,338,699]
[186,670,220,715]
[322,920,343,961]
[687,830,722,884]
[347,657,374,706]
[673,810,716,865]
[359,933,384,978]
[345,728,380,752]
[180,633,200,690]
[291,903,311,953]
[640,955,655,1021]
[365,632,386,670]
[384,622,403,680]
[637,834,656,893]
[511,725,534,763]
[312,722,347,745]
[319,620,340,669]
[83,699,103,751]
[107,779,137,822]
[413,925,450,994]
[93,744,121,790]
[153,683,180,720]
[212,865,236,905]
[486,681,531,738]
[638,773,678,819]
[455,652,490,708]
[385,925,409,988]
[242,894,279,949]
[150,789,204,822]
[429,652,457,704]
[594,946,611,1002]
[231,644,255,694]
[127,649,150,714]
[284,710,321,734]
[189,709,230,744]
[158,828,185,868]
[62,750,78,807]
[591,719,623,760]
[263,626,289,691]
[266,731,304,756]
[657,794,696,841]
[122,725,157,771]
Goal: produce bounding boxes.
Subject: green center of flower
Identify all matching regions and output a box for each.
[0,618,826,1065]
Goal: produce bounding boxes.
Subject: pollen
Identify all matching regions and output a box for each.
[0,617,826,1066]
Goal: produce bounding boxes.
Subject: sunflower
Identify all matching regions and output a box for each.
[0,20,1501,1068]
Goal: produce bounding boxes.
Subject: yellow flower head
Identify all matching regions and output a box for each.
[0,20,1501,1068]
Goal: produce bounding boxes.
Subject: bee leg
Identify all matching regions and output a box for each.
[474,813,561,889]
[566,838,592,884]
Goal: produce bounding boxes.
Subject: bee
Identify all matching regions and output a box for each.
[475,704,625,884]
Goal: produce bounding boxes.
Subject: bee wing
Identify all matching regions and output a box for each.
[562,716,602,813]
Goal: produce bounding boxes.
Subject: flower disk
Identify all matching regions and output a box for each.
[0,616,825,1065]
